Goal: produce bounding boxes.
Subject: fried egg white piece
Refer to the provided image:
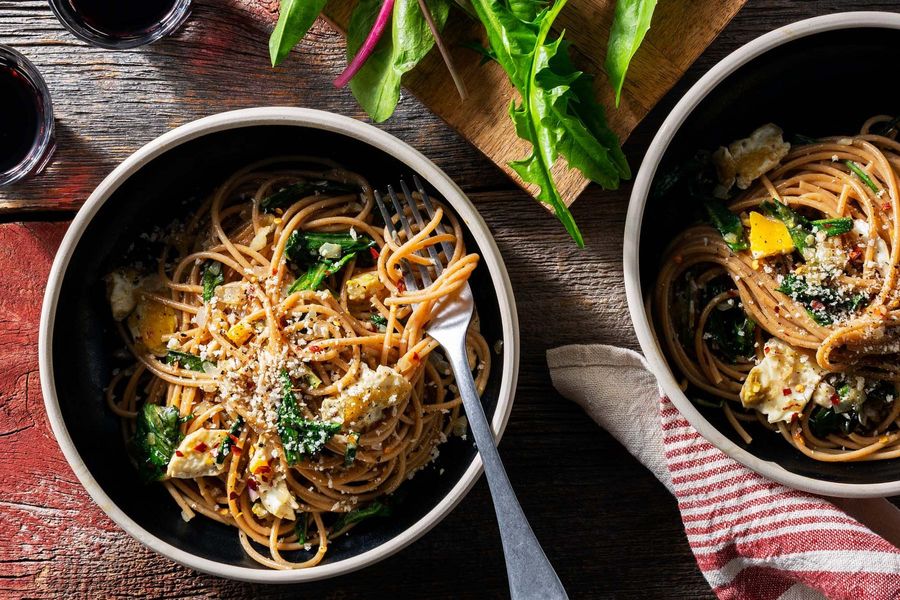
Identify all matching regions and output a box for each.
[740,338,832,423]
[247,445,299,520]
[166,429,230,479]
[712,123,791,193]
[320,364,412,428]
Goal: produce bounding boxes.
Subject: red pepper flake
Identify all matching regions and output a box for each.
[397,279,406,293]
[764,346,771,354]
[229,491,238,500]
[831,393,840,406]
[231,445,243,456]
[193,442,208,453]
[412,351,420,362]
[850,246,863,262]
[810,300,825,311]
[883,202,892,212]
[309,345,322,353]
[782,388,792,396]
[247,478,259,491]
[229,434,240,445]
[175,450,184,457]
[790,413,800,424]
[773,305,780,314]
[370,247,380,260]
[255,465,272,474]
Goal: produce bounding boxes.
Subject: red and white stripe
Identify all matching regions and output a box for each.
[659,396,900,600]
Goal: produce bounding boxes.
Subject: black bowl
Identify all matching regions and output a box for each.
[39,109,518,581]
[627,14,900,496]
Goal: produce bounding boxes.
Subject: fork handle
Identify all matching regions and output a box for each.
[445,339,569,600]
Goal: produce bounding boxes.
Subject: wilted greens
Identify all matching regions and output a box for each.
[132,404,182,482]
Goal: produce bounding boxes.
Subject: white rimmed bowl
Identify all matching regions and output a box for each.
[38,107,519,581]
[625,12,900,498]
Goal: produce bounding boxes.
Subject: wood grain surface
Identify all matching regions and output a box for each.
[1,1,899,599]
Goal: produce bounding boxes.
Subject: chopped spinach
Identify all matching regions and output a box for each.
[370,314,388,329]
[261,181,359,212]
[331,501,391,532]
[810,218,853,237]
[704,200,749,252]
[216,416,244,465]
[285,231,376,265]
[776,274,867,325]
[808,407,841,438]
[344,432,359,467]
[705,302,756,361]
[287,253,358,294]
[201,262,224,303]
[276,370,341,465]
[809,406,859,438]
[165,350,214,372]
[295,514,309,545]
[845,161,879,193]
[285,231,376,294]
[132,404,182,482]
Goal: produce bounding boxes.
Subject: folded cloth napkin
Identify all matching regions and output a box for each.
[548,344,900,600]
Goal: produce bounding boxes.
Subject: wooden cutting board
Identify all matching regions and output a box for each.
[247,0,746,205]
[324,0,748,204]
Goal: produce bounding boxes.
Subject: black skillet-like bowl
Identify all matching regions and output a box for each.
[38,108,519,581]
[625,13,900,497]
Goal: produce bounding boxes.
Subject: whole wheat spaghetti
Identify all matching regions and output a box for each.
[105,157,490,568]
[654,116,900,462]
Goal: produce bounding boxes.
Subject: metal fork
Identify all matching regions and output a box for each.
[375,178,568,600]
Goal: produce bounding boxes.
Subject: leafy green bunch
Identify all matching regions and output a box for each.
[468,0,629,245]
[269,0,657,245]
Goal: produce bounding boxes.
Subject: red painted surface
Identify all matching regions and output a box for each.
[0,223,208,598]
[0,222,257,598]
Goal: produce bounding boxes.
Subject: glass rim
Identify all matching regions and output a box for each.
[0,45,55,187]
[46,0,193,50]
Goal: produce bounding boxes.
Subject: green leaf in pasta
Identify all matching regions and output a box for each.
[347,0,450,122]
[132,404,182,483]
[605,0,657,106]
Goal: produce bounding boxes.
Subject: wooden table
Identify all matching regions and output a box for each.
[1,1,895,597]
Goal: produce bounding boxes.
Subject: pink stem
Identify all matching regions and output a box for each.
[333,0,396,88]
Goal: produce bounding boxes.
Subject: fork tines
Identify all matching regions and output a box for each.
[374,176,452,293]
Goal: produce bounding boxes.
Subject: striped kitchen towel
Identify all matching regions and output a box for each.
[547,344,900,600]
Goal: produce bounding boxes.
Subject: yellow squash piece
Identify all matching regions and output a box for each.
[226,321,253,346]
[748,211,794,259]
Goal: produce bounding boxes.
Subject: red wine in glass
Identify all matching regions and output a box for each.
[0,47,54,187]
[49,0,191,49]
